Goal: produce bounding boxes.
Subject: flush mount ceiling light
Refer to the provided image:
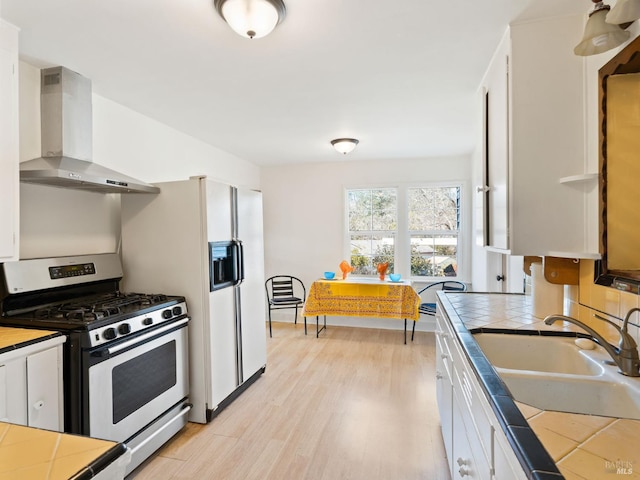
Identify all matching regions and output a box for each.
[331,138,359,155]
[574,0,630,56]
[214,0,286,39]
[607,0,640,24]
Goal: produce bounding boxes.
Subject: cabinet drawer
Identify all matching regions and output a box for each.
[435,313,454,377]
[436,310,454,338]
[435,331,452,382]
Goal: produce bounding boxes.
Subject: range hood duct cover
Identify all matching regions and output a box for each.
[19,67,159,194]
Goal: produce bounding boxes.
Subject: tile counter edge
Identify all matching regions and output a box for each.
[69,442,130,480]
[437,291,563,480]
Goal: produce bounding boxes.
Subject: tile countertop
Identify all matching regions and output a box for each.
[0,326,64,353]
[0,422,128,480]
[441,292,640,480]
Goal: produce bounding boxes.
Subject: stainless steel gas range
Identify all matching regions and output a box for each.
[0,253,191,474]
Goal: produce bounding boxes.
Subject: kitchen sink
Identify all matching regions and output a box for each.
[495,368,640,420]
[473,333,604,375]
[472,332,640,420]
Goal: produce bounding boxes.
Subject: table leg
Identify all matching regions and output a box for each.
[316,315,327,337]
[404,319,407,345]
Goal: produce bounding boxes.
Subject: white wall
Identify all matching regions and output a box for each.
[261,155,472,332]
[18,61,260,258]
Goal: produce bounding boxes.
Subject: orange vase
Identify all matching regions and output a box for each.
[339,260,354,280]
[377,262,389,280]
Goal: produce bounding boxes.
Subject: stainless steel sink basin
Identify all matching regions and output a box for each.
[472,332,640,420]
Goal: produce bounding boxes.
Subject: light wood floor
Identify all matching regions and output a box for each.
[129,322,451,480]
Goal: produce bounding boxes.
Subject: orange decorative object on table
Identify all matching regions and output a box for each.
[377,262,389,280]
[339,260,354,280]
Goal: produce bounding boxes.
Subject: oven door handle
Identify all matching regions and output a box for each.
[105,318,189,356]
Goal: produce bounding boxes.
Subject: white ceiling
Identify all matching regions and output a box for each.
[1,0,586,166]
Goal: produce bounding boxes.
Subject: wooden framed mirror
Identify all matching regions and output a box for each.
[596,35,640,292]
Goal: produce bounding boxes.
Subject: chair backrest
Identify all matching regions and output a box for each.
[265,275,306,301]
[417,281,467,300]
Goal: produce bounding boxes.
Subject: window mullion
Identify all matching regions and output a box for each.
[395,186,409,277]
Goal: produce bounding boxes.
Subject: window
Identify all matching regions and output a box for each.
[408,186,460,278]
[348,188,397,275]
[346,185,462,279]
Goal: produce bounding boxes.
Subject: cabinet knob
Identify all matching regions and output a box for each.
[456,458,467,467]
[436,371,443,380]
[476,185,490,193]
[458,467,469,477]
[33,400,45,410]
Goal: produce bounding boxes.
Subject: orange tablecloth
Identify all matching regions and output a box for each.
[302,278,420,321]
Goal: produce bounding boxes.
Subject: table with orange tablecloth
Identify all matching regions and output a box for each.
[302,277,420,343]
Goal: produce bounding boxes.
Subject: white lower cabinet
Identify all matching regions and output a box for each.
[452,385,486,479]
[494,425,526,480]
[0,336,65,431]
[26,345,64,430]
[436,303,527,480]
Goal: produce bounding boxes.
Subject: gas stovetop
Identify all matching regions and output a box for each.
[1,254,189,347]
[1,292,187,348]
[31,292,173,324]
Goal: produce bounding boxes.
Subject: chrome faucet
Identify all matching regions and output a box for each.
[543,310,640,377]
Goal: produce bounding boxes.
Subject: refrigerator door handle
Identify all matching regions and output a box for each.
[234,240,245,286]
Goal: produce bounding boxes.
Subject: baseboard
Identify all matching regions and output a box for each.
[268,314,436,332]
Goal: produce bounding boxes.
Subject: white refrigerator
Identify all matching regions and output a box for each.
[120,176,267,423]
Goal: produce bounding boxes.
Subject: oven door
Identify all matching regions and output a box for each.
[87,318,189,442]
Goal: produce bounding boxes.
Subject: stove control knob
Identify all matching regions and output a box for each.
[103,328,117,340]
[118,323,132,335]
[143,317,153,326]
[172,306,183,316]
[162,309,173,319]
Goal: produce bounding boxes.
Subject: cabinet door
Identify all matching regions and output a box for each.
[0,21,19,261]
[483,32,510,251]
[435,330,453,471]
[0,356,28,425]
[508,17,590,257]
[27,347,63,431]
[452,391,482,480]
[494,425,528,480]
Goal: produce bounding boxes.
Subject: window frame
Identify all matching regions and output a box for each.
[345,187,398,276]
[344,182,465,281]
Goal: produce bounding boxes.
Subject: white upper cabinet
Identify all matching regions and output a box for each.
[0,20,19,261]
[479,15,600,258]
[481,30,510,251]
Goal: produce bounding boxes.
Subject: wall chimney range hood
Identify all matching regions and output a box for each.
[19,67,160,194]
